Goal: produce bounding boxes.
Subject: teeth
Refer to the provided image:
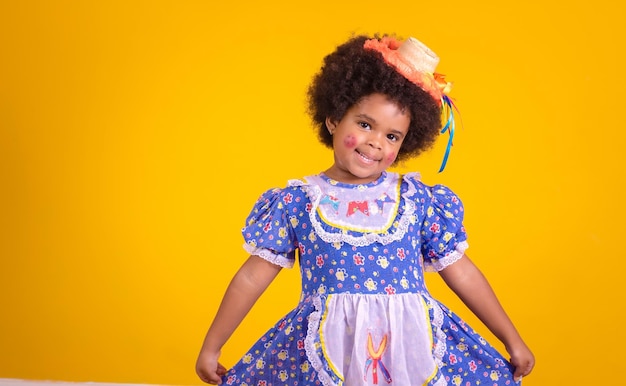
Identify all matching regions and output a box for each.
[357,151,375,163]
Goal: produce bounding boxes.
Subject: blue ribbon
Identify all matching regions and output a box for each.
[364,358,392,384]
[438,95,459,173]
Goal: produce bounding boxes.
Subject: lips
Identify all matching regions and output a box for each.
[356,149,380,163]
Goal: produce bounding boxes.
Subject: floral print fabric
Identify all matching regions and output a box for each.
[225,172,517,385]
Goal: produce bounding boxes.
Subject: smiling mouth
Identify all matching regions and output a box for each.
[356,150,380,163]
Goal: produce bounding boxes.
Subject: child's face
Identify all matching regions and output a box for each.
[324,93,410,184]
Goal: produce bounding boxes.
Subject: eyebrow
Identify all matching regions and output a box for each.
[355,113,406,138]
[355,113,376,123]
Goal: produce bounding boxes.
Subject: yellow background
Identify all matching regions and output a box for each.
[1,1,623,385]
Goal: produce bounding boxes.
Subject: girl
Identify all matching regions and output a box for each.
[196,34,534,385]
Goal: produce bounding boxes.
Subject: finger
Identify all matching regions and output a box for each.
[205,375,222,385]
[521,360,534,376]
[217,363,228,376]
[512,363,526,381]
[513,361,533,382]
[199,372,222,385]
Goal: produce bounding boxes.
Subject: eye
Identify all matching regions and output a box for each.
[358,121,371,130]
[387,133,399,142]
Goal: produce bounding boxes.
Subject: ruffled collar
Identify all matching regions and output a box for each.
[316,171,388,189]
[288,172,420,246]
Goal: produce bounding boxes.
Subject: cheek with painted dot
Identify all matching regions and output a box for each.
[343,135,357,148]
[386,152,397,163]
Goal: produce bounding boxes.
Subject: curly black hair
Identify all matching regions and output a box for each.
[307,35,443,163]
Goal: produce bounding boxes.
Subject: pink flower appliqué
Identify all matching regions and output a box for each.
[315,255,324,268]
[353,252,365,265]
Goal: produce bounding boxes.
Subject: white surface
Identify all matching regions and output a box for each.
[0,380,160,386]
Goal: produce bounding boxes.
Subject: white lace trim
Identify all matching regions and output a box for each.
[423,241,469,272]
[424,293,447,370]
[304,296,337,386]
[288,174,419,247]
[242,243,295,268]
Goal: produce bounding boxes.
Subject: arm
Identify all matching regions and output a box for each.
[438,253,535,381]
[196,255,283,385]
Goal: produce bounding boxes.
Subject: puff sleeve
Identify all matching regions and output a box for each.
[241,187,298,268]
[420,184,469,272]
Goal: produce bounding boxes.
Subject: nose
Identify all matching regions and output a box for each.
[367,131,383,149]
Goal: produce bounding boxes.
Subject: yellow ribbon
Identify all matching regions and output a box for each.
[367,333,388,359]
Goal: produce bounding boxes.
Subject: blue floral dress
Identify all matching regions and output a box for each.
[222,172,518,386]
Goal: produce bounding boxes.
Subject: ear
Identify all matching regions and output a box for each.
[325,117,337,135]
